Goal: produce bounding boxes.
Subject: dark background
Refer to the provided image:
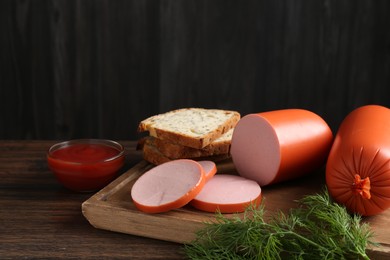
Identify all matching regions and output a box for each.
[1,0,390,141]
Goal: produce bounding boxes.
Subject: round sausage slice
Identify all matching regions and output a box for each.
[131,159,205,213]
[231,109,333,186]
[197,160,217,181]
[190,174,262,213]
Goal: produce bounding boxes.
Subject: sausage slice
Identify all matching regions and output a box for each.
[190,174,262,213]
[197,160,217,181]
[131,159,205,213]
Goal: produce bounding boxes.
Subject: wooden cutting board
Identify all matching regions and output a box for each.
[82,160,390,259]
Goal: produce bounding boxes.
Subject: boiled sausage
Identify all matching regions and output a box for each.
[197,160,217,181]
[231,109,333,186]
[190,174,262,213]
[131,159,205,213]
[326,105,390,216]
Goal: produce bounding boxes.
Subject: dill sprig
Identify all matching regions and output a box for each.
[184,188,377,260]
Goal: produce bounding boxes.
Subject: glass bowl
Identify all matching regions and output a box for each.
[47,139,125,192]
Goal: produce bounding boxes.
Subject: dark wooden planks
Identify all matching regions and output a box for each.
[1,0,390,140]
[159,1,260,114]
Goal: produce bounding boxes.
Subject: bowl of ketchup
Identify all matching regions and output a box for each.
[47,139,125,192]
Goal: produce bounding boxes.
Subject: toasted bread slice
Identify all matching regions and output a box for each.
[138,108,240,149]
[142,141,231,165]
[151,128,233,159]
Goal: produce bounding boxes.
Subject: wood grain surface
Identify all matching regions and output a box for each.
[2,140,390,259]
[82,160,390,259]
[1,1,390,140]
[0,140,185,259]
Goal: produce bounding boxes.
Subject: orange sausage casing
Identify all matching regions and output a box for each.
[326,105,390,216]
[231,109,333,186]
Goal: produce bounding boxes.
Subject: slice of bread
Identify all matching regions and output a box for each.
[142,140,231,165]
[138,108,240,149]
[142,141,171,165]
[151,128,233,159]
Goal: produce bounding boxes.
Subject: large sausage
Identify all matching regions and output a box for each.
[326,105,390,216]
[231,109,333,186]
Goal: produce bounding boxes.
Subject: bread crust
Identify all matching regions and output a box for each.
[142,141,172,165]
[138,108,240,149]
[142,141,231,165]
[152,129,232,159]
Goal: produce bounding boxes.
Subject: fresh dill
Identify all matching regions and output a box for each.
[185,188,377,259]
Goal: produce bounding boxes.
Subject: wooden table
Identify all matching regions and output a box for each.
[0,140,185,259]
[2,140,390,259]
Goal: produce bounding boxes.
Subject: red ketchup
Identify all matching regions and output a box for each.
[47,140,125,192]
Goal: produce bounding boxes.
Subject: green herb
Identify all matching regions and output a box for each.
[185,188,377,259]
